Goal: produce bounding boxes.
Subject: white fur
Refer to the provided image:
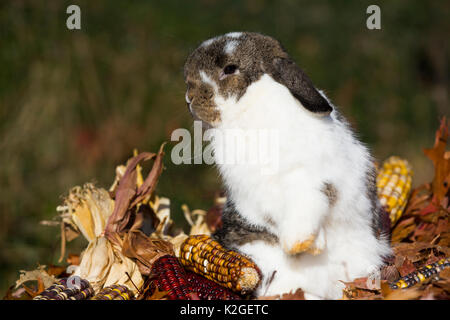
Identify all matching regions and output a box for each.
[208,74,391,299]
[226,32,243,38]
[200,70,219,94]
[201,37,218,48]
[201,33,242,50]
[224,40,239,55]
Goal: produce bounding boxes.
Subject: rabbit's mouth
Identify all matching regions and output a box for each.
[189,106,220,129]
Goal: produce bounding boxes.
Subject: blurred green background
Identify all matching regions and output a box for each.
[0,0,448,296]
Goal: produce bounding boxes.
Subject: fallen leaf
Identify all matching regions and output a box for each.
[398,258,417,277]
[15,265,56,290]
[391,217,416,243]
[423,117,450,204]
[280,288,305,300]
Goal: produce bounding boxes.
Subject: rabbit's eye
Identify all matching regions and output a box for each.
[223,64,238,75]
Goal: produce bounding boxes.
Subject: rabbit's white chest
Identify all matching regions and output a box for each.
[209,74,391,299]
[211,74,335,225]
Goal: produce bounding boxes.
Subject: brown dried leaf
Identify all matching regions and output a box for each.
[145,286,168,300]
[279,288,305,300]
[398,258,416,277]
[105,144,165,245]
[131,143,166,208]
[423,117,450,204]
[391,217,416,243]
[206,193,226,233]
[121,229,174,276]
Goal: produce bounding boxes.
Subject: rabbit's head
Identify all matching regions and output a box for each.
[184,32,332,126]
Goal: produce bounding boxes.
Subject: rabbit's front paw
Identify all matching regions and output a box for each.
[306,227,326,255]
[283,235,316,255]
[281,227,326,256]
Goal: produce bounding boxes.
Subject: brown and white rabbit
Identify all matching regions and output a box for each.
[183,32,392,299]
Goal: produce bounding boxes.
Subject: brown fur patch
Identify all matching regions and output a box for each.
[321,182,338,207]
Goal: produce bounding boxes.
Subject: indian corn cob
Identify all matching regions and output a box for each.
[179,235,261,294]
[33,277,94,300]
[390,258,450,289]
[91,284,134,300]
[377,156,413,225]
[186,271,241,300]
[150,254,198,300]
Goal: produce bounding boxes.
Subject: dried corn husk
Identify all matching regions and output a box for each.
[182,204,210,236]
[74,236,143,294]
[15,265,57,290]
[58,183,114,242]
[56,182,143,294]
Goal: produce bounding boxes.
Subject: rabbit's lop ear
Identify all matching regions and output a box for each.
[267,57,333,115]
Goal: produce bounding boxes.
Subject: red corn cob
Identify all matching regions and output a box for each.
[186,271,241,300]
[150,255,199,300]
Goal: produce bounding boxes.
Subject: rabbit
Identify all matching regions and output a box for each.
[183,32,392,299]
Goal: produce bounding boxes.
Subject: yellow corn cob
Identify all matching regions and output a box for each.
[376,156,413,225]
[179,235,261,294]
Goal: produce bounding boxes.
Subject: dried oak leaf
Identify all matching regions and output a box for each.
[423,117,450,204]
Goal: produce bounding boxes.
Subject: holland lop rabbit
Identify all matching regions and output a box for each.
[183,32,392,299]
